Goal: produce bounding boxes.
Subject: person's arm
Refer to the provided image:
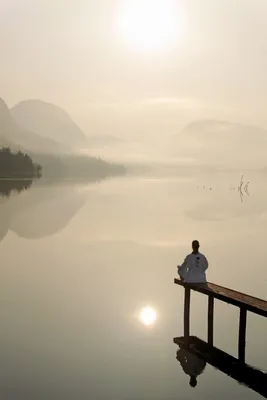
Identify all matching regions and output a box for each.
[203,256,209,271]
[176,348,186,362]
[178,256,188,270]
[177,256,188,281]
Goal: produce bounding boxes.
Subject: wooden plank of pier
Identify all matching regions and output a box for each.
[174,278,267,318]
[174,336,267,399]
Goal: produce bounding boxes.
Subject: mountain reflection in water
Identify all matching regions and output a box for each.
[0,179,86,242]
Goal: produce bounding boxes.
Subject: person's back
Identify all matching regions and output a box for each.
[177,240,208,283]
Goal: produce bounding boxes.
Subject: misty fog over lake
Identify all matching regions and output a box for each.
[1,167,267,399]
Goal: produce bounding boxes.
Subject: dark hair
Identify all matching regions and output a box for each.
[192,240,199,247]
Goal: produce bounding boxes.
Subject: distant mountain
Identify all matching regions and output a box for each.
[86,135,123,147]
[175,119,267,167]
[182,119,267,141]
[11,99,87,149]
[0,97,69,154]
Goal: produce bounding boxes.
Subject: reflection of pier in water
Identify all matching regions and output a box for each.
[174,335,267,398]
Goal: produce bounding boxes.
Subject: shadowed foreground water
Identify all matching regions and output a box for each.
[0,172,267,400]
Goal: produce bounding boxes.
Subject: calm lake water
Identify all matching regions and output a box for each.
[1,170,267,399]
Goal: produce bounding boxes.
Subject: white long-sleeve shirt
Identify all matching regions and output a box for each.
[178,252,208,283]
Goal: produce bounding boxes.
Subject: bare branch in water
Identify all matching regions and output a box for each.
[244,181,250,195]
[237,175,250,202]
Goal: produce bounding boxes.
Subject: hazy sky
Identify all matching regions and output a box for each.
[1,0,267,136]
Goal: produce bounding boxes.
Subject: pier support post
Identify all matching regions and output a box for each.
[208,296,214,346]
[238,307,247,363]
[184,286,191,347]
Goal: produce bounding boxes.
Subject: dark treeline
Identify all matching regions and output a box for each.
[62,154,125,179]
[0,146,125,182]
[32,152,126,180]
[0,147,42,178]
[0,179,33,197]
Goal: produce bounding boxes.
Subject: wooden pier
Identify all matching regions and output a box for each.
[174,278,267,363]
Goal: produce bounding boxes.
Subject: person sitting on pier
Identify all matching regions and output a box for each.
[177,240,208,283]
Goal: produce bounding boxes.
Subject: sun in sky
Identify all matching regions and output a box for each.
[139,307,157,326]
[117,0,185,51]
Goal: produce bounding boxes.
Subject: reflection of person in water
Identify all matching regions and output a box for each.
[176,347,206,387]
